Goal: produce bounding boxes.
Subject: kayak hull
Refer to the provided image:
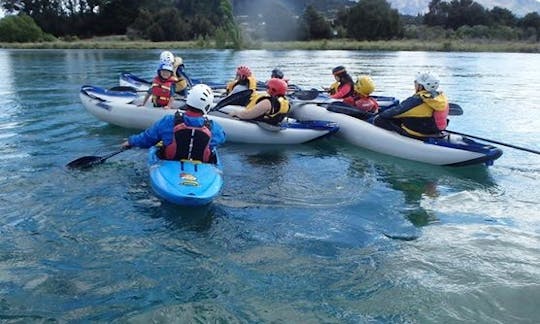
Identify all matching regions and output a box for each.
[290,102,502,166]
[80,85,337,144]
[148,146,223,206]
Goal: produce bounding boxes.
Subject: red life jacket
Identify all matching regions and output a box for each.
[163,114,212,162]
[151,76,175,107]
[344,95,379,113]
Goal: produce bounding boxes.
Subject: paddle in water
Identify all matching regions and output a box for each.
[445,130,540,155]
[66,148,129,169]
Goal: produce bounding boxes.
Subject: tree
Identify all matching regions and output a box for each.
[300,5,332,40]
[489,6,517,27]
[519,12,540,40]
[0,13,52,42]
[346,0,402,40]
[424,0,449,27]
[446,0,489,30]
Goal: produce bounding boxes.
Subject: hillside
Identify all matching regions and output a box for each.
[232,0,540,17]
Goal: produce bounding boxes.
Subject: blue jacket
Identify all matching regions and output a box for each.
[128,114,226,149]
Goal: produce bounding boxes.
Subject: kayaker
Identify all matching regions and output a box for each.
[326,65,354,100]
[372,72,449,138]
[123,84,226,162]
[160,50,189,96]
[226,65,258,95]
[228,78,290,126]
[172,56,190,96]
[343,75,379,113]
[139,63,176,109]
[270,68,290,85]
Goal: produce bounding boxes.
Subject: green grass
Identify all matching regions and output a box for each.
[1,37,539,53]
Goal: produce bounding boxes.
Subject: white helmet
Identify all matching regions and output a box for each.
[415,72,440,92]
[160,51,174,64]
[186,84,214,113]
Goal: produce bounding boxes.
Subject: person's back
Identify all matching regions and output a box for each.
[374,72,448,137]
[228,78,290,125]
[226,65,257,95]
[343,75,379,113]
[123,84,225,162]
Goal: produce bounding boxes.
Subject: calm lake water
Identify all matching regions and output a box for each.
[0,49,539,322]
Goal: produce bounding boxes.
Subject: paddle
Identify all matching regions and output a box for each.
[445,130,540,155]
[288,88,322,100]
[66,148,130,169]
[210,89,253,112]
[109,86,146,93]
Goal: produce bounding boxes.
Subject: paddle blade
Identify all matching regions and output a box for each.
[66,149,127,169]
[290,88,321,101]
[449,103,463,116]
[66,156,106,169]
[212,89,253,111]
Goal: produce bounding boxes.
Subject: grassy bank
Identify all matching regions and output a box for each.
[1,37,539,53]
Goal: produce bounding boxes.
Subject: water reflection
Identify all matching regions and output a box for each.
[158,204,218,233]
[343,144,499,229]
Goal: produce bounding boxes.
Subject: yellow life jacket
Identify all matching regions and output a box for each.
[226,76,257,94]
[246,94,290,125]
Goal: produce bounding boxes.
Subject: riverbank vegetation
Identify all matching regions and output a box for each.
[2,36,538,53]
[0,0,539,53]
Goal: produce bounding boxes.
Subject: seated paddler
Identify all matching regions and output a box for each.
[228,78,290,126]
[373,72,449,138]
[122,84,225,163]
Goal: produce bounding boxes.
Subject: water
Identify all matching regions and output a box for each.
[0,49,539,322]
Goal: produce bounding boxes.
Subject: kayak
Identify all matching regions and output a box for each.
[290,102,503,166]
[148,146,223,206]
[80,85,339,144]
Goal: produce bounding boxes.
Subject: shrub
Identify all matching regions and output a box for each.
[0,14,52,42]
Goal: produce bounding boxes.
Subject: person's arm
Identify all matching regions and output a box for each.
[229,99,271,120]
[209,121,226,148]
[138,88,152,107]
[124,116,172,148]
[379,95,421,118]
[164,84,176,109]
[330,83,352,99]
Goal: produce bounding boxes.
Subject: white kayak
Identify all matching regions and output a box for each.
[290,102,502,166]
[80,85,338,145]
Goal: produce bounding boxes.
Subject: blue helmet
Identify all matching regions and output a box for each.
[158,63,174,73]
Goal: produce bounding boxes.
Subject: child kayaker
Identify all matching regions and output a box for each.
[139,63,176,109]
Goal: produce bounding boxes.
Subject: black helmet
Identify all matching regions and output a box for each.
[271,68,284,79]
[332,65,347,76]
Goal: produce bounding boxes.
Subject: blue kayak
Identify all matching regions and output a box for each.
[147,146,223,206]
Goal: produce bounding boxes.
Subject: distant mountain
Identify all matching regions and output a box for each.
[387,0,540,16]
[232,0,540,18]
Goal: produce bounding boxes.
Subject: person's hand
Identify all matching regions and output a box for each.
[366,115,377,124]
[121,140,131,149]
[164,105,171,110]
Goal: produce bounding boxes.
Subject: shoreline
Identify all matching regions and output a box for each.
[1,39,539,53]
